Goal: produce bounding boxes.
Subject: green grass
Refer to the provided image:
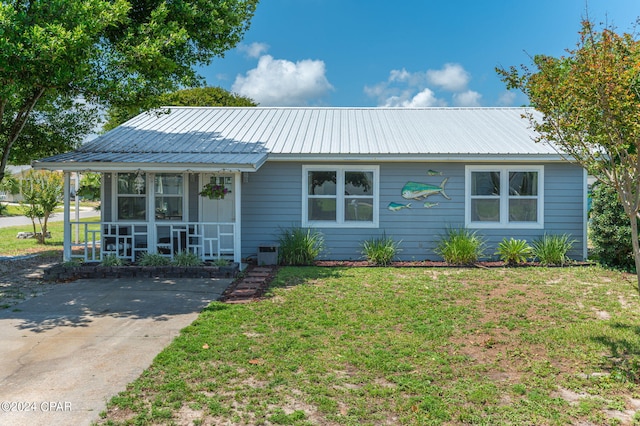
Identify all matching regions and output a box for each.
[97,266,640,425]
[0,216,100,256]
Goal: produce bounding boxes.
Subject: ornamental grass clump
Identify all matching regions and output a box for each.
[138,252,171,266]
[100,254,128,267]
[361,234,402,266]
[435,228,485,265]
[172,251,204,267]
[532,234,575,266]
[278,227,325,266]
[495,237,533,265]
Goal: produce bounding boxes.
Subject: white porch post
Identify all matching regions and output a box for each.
[63,171,72,261]
[234,171,242,264]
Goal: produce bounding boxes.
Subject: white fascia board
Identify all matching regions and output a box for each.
[266,154,572,163]
[31,161,263,173]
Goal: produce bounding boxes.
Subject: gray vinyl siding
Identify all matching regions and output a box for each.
[241,161,586,261]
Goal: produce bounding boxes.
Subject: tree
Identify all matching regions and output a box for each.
[103,86,257,131]
[497,19,640,292]
[19,170,63,244]
[0,0,259,181]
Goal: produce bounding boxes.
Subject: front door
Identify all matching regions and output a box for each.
[200,174,235,258]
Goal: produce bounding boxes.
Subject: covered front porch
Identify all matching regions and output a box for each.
[57,169,249,264]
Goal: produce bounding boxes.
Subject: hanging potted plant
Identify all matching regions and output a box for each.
[199,182,231,200]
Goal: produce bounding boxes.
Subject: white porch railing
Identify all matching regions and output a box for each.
[69,221,236,263]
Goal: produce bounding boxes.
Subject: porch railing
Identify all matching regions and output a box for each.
[69,221,236,263]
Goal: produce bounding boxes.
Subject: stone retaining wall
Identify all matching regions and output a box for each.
[43,263,239,282]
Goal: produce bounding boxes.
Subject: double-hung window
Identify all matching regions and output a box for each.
[117,172,147,220]
[303,165,379,227]
[154,173,184,220]
[466,166,543,228]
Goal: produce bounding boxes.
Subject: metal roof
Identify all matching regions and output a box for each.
[34,107,563,172]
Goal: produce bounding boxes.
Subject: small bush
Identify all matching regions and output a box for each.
[138,252,171,266]
[0,202,8,216]
[435,228,485,265]
[101,254,128,266]
[172,251,204,267]
[361,234,402,266]
[531,234,575,266]
[211,258,230,267]
[278,227,325,266]
[495,238,532,265]
[589,182,636,271]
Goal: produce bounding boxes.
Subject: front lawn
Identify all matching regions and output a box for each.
[98,266,640,425]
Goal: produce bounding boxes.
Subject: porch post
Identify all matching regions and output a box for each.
[63,171,72,261]
[234,171,242,264]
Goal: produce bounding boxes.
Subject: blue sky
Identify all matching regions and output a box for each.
[200,0,640,107]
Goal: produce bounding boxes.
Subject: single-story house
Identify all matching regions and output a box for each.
[33,107,588,263]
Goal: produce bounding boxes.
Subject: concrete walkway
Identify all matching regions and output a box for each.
[0,208,99,228]
[0,276,232,426]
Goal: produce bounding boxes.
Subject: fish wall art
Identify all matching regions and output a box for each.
[388,172,451,212]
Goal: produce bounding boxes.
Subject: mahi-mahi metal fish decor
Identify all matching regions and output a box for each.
[401,178,450,201]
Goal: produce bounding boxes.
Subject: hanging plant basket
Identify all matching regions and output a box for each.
[199,183,231,200]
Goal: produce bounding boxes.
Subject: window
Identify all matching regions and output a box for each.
[154,174,184,220]
[466,166,543,228]
[303,166,379,227]
[117,172,147,220]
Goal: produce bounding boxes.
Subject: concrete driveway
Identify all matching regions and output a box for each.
[0,277,232,426]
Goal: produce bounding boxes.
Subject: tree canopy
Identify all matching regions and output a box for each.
[0,0,259,180]
[497,19,640,291]
[103,86,257,131]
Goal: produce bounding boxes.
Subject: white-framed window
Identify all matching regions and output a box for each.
[154,173,185,221]
[465,165,543,229]
[116,172,147,221]
[303,165,379,228]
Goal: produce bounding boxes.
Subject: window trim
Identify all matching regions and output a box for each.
[114,172,148,222]
[465,165,544,229]
[302,165,379,228]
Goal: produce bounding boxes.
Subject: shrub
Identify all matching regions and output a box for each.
[278,227,325,266]
[435,228,485,265]
[495,238,532,265]
[589,182,636,271]
[101,254,128,266]
[361,234,402,266]
[0,203,7,216]
[138,252,171,266]
[531,234,575,266]
[172,251,204,267]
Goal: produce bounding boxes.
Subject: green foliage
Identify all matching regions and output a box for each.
[278,227,325,266]
[0,0,258,180]
[361,234,402,266]
[104,87,257,130]
[19,170,63,243]
[435,228,485,265]
[101,254,128,267]
[495,238,533,265]
[171,251,204,267]
[0,203,7,216]
[589,182,636,272]
[76,173,102,201]
[531,234,575,266]
[211,258,231,267]
[137,252,171,267]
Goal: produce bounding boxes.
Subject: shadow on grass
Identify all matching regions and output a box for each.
[266,266,348,292]
[592,322,640,383]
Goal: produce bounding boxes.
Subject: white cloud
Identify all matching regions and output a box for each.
[238,42,270,58]
[497,91,517,106]
[365,63,482,107]
[453,90,482,107]
[232,55,333,106]
[383,88,444,108]
[426,63,470,92]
